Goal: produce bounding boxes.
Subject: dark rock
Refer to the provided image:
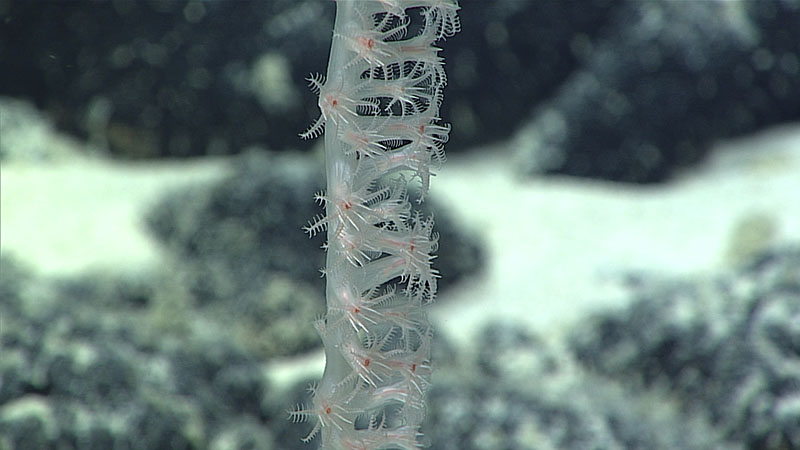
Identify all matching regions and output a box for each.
[212,365,266,417]
[440,0,622,150]
[146,151,326,292]
[424,322,730,450]
[570,246,800,448]
[0,396,58,450]
[1,0,333,158]
[145,151,328,357]
[514,0,800,183]
[0,261,276,449]
[124,392,204,450]
[210,420,275,450]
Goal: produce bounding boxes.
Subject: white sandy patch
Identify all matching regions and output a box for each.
[1,156,231,276]
[430,123,800,347]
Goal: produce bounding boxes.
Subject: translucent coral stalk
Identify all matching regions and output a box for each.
[294,1,458,448]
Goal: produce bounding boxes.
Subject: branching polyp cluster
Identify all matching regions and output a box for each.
[293,1,458,448]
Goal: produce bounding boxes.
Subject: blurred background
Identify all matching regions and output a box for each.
[1,1,799,449]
